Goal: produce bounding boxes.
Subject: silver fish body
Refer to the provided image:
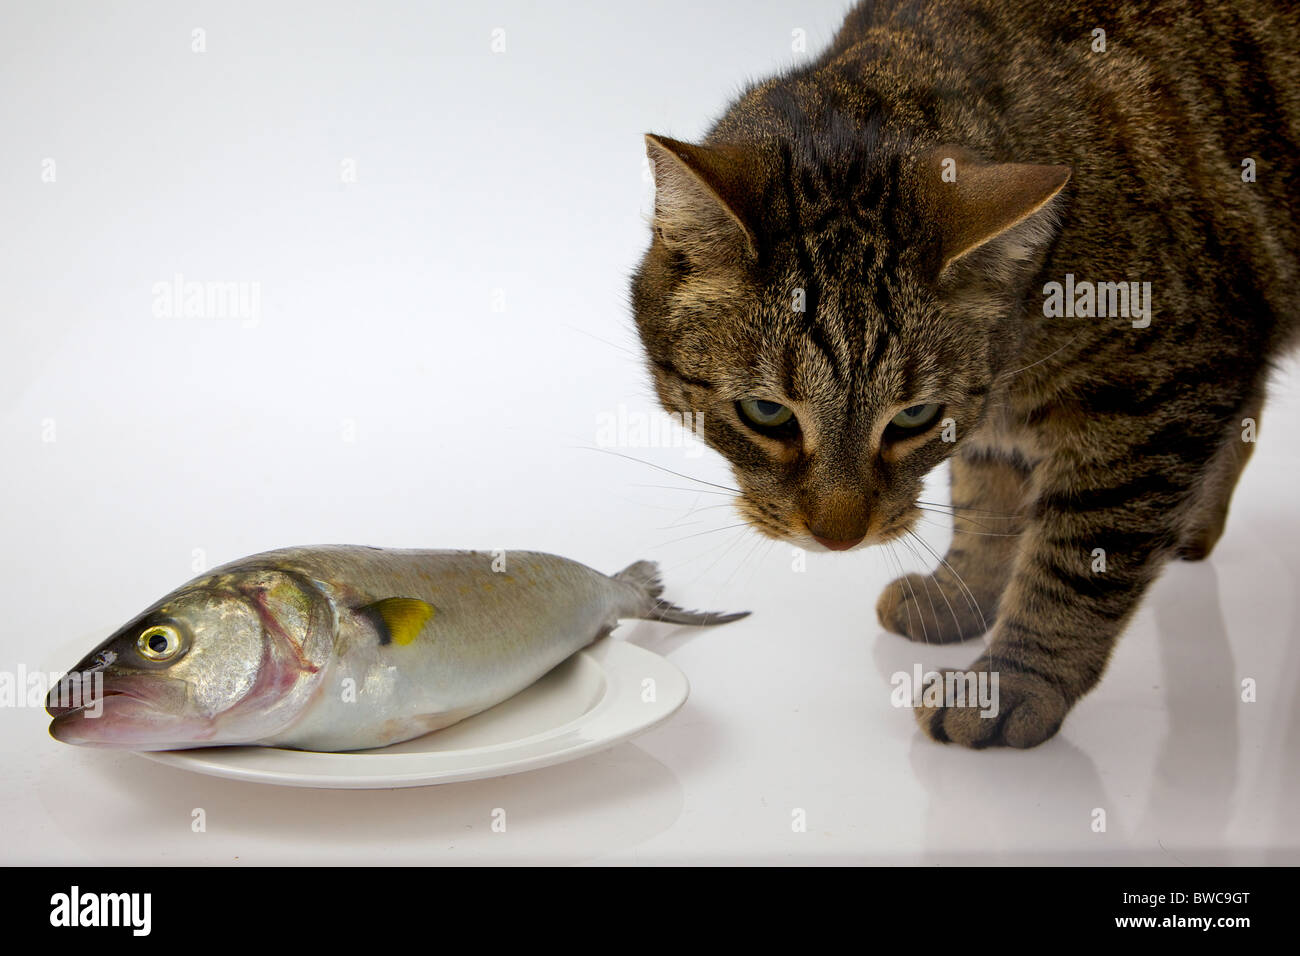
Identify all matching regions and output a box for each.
[46,546,745,752]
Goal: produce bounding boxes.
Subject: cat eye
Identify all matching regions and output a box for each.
[886,403,943,434]
[736,398,798,437]
[738,399,794,427]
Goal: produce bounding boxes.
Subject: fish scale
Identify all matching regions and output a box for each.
[46,546,746,752]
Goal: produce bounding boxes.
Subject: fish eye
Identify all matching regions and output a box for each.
[737,398,796,433]
[137,624,182,662]
[887,403,943,433]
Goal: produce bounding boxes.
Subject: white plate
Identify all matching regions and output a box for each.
[138,638,687,788]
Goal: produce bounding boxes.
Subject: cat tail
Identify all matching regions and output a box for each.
[613,560,750,626]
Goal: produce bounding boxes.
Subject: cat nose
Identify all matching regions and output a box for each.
[811,532,865,551]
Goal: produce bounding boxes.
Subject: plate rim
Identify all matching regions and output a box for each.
[136,638,688,788]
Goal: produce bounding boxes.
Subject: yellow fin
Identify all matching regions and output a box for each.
[360,597,436,646]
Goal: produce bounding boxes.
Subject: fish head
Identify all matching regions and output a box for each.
[47,567,334,749]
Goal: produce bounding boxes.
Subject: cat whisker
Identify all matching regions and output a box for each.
[563,323,640,358]
[913,505,1019,535]
[899,534,963,643]
[630,483,737,497]
[744,537,778,592]
[722,528,770,590]
[906,529,989,636]
[656,526,750,576]
[1000,331,1085,378]
[616,494,728,514]
[884,540,930,647]
[695,524,761,583]
[914,515,1021,538]
[581,447,741,494]
[655,502,742,531]
[654,522,753,548]
[915,499,1021,518]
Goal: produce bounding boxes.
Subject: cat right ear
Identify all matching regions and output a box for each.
[921,145,1071,275]
[644,134,759,262]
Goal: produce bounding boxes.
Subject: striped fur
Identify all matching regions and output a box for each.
[630,0,1300,747]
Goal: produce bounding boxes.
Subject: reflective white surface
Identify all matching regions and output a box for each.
[2,0,1297,864]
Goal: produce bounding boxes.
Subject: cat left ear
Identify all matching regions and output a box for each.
[645,134,759,262]
[921,145,1072,273]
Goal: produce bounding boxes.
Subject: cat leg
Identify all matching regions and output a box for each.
[876,449,1029,643]
[1176,396,1260,560]
[912,432,1205,748]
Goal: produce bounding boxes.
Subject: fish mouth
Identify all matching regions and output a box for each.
[46,676,212,750]
[46,688,134,719]
[45,674,162,718]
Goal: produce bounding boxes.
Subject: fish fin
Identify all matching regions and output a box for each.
[358,597,436,646]
[614,560,750,627]
[614,560,665,599]
[649,602,750,627]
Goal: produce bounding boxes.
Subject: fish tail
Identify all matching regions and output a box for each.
[613,560,750,627]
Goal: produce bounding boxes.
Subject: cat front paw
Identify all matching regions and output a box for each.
[913,666,1068,749]
[876,573,991,644]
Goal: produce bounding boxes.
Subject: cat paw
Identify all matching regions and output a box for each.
[913,666,1068,749]
[876,573,991,644]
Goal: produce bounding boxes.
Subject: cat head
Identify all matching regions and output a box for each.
[630,130,1069,551]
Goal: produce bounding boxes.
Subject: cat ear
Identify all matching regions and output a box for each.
[645,133,759,261]
[922,146,1071,272]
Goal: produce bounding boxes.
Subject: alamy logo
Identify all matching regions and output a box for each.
[595,403,705,457]
[1042,273,1152,328]
[890,664,1000,718]
[49,887,151,936]
[151,273,262,327]
[2,666,102,716]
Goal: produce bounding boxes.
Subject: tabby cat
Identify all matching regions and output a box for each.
[630,0,1299,748]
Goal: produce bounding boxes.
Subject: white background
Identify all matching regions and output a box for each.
[3,0,1297,863]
